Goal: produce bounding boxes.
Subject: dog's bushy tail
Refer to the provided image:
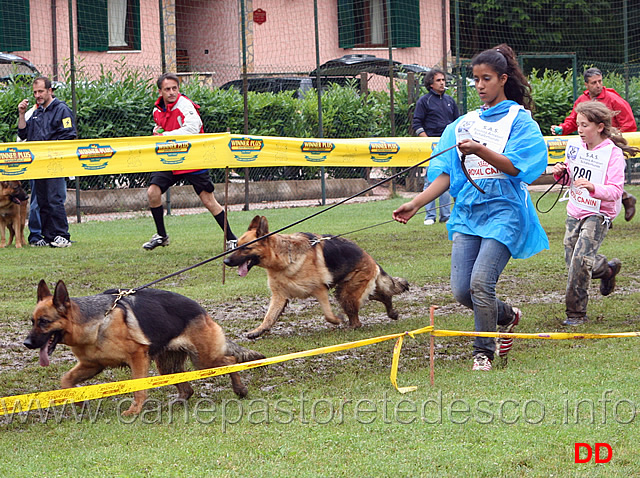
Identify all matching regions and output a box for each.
[225,338,265,363]
[376,267,410,296]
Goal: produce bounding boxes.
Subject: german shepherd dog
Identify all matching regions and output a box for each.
[224,216,409,339]
[0,180,28,248]
[24,280,265,415]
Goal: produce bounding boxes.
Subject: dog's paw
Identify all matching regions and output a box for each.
[246,329,264,340]
[325,314,344,325]
[233,385,249,398]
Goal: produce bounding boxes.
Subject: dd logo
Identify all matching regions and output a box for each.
[574,443,612,463]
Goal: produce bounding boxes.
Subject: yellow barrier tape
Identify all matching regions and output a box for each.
[3,325,639,415]
[4,132,640,180]
[390,331,420,394]
[0,325,434,416]
[430,330,640,339]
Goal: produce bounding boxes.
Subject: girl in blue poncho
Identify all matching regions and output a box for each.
[393,44,549,371]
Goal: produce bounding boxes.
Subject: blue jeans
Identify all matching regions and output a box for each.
[28,179,42,243]
[423,175,451,221]
[450,233,515,360]
[33,178,69,242]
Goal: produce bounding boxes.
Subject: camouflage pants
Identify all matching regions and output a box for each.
[563,215,611,318]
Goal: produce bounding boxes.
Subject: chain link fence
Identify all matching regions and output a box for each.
[2,1,640,218]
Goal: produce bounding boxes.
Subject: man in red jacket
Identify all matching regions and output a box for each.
[143,73,237,250]
[551,68,637,220]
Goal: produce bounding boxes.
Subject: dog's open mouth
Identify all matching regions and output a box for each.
[237,258,258,277]
[39,331,62,367]
[11,196,22,205]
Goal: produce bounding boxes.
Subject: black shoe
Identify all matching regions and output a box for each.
[143,233,170,250]
[562,316,588,326]
[600,259,621,296]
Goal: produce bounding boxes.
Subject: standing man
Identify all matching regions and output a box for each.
[551,67,637,220]
[143,72,237,251]
[412,69,459,225]
[17,77,75,247]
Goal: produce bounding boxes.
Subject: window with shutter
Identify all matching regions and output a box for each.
[338,0,420,49]
[0,0,30,51]
[78,0,140,52]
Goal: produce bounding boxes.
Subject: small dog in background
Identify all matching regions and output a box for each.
[0,180,28,248]
[224,215,410,338]
[24,280,265,416]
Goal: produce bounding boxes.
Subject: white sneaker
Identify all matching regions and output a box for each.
[472,353,492,371]
[225,239,238,251]
[50,236,72,248]
[424,218,435,226]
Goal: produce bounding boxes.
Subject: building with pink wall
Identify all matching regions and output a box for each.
[4,0,449,86]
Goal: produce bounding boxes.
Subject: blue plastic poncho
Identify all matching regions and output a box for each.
[427,100,549,259]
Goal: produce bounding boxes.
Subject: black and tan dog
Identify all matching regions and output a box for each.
[224,215,409,339]
[24,280,265,415]
[0,180,28,248]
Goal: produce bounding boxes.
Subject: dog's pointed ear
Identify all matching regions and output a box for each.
[248,215,262,230]
[37,280,52,302]
[257,216,269,237]
[52,280,71,313]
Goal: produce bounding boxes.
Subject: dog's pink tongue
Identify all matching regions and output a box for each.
[39,346,50,367]
[238,262,249,277]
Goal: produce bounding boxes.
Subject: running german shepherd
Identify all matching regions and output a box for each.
[24,280,265,415]
[0,180,28,248]
[224,215,409,339]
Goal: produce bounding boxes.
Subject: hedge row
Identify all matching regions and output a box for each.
[2,69,640,144]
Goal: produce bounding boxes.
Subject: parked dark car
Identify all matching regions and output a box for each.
[220,55,431,97]
[0,52,40,84]
[219,77,314,98]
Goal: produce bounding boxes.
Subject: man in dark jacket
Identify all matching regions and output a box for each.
[412,69,459,225]
[17,77,76,247]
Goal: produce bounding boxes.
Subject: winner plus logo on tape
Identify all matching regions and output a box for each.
[301,141,335,162]
[155,139,192,166]
[0,147,34,176]
[546,138,568,161]
[369,141,400,163]
[229,137,264,162]
[76,144,116,171]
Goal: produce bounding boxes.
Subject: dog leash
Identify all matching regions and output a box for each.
[313,200,456,244]
[535,166,569,214]
[129,143,460,293]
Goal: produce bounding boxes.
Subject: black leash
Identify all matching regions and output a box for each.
[460,153,486,194]
[130,143,459,292]
[535,167,569,214]
[325,201,455,241]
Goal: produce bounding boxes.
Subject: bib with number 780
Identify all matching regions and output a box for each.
[565,137,613,214]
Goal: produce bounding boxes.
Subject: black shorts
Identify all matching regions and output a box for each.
[150,170,214,195]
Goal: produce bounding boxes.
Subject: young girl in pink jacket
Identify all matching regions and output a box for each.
[552,101,639,326]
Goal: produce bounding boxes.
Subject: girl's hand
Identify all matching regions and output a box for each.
[552,162,567,176]
[392,202,419,224]
[457,138,479,156]
[574,178,595,193]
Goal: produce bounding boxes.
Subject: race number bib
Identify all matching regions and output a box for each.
[455,105,522,181]
[565,138,612,213]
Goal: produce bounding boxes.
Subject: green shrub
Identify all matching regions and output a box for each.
[2,68,639,145]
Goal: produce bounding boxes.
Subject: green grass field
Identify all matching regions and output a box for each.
[1,187,639,477]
